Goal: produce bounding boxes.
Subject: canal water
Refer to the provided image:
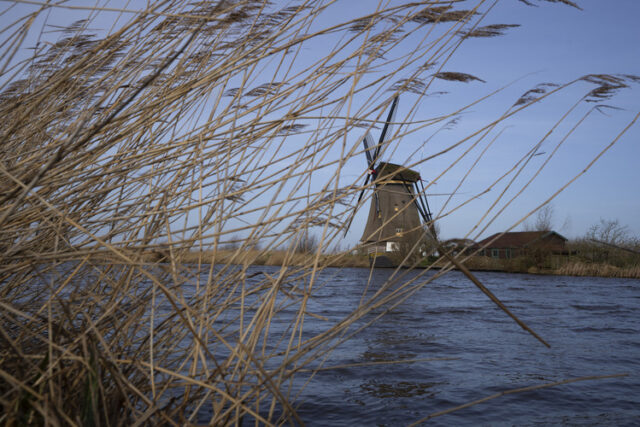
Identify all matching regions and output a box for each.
[221,267,640,426]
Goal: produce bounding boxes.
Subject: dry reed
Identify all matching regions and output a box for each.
[0,0,637,425]
[555,261,640,279]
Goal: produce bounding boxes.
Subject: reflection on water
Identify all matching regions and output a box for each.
[361,380,444,399]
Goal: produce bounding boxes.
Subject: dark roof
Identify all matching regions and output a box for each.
[375,162,420,183]
[477,231,567,248]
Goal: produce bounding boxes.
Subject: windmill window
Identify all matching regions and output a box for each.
[491,249,499,258]
[395,228,403,235]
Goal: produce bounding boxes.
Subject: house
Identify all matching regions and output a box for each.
[476,231,567,259]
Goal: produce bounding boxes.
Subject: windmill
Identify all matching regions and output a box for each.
[345,96,434,267]
[341,99,552,348]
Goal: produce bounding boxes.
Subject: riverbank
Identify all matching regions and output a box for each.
[146,248,371,269]
[174,250,640,279]
[430,255,640,279]
[49,248,638,279]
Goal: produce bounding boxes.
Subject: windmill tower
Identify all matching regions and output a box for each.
[346,97,434,267]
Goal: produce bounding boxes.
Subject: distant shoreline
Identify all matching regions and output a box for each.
[31,248,638,279]
[162,250,640,279]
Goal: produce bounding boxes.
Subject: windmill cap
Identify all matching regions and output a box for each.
[376,162,420,183]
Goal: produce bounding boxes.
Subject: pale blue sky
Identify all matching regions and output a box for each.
[338,0,640,242]
[448,0,640,240]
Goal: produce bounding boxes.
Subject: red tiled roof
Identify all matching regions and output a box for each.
[477,231,567,248]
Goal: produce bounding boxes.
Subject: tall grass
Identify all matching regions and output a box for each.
[1,0,637,424]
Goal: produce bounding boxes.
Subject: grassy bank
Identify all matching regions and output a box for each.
[172,250,640,279]
[455,255,640,279]
[554,261,640,278]
[177,249,371,269]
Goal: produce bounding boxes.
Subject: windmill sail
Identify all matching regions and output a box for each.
[374,96,398,160]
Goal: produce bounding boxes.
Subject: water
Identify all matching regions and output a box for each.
[23,263,638,424]
[238,267,640,426]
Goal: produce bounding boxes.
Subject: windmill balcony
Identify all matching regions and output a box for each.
[367,245,389,256]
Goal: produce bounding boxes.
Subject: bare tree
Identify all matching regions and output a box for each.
[222,234,241,250]
[295,233,318,254]
[524,204,554,231]
[586,219,630,245]
[535,205,554,231]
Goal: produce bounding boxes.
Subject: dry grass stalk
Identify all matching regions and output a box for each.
[410,373,628,425]
[0,0,637,424]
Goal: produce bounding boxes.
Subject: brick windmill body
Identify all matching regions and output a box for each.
[346,97,434,267]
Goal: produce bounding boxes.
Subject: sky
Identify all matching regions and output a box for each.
[466,0,640,240]
[338,0,640,242]
[1,0,638,248]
